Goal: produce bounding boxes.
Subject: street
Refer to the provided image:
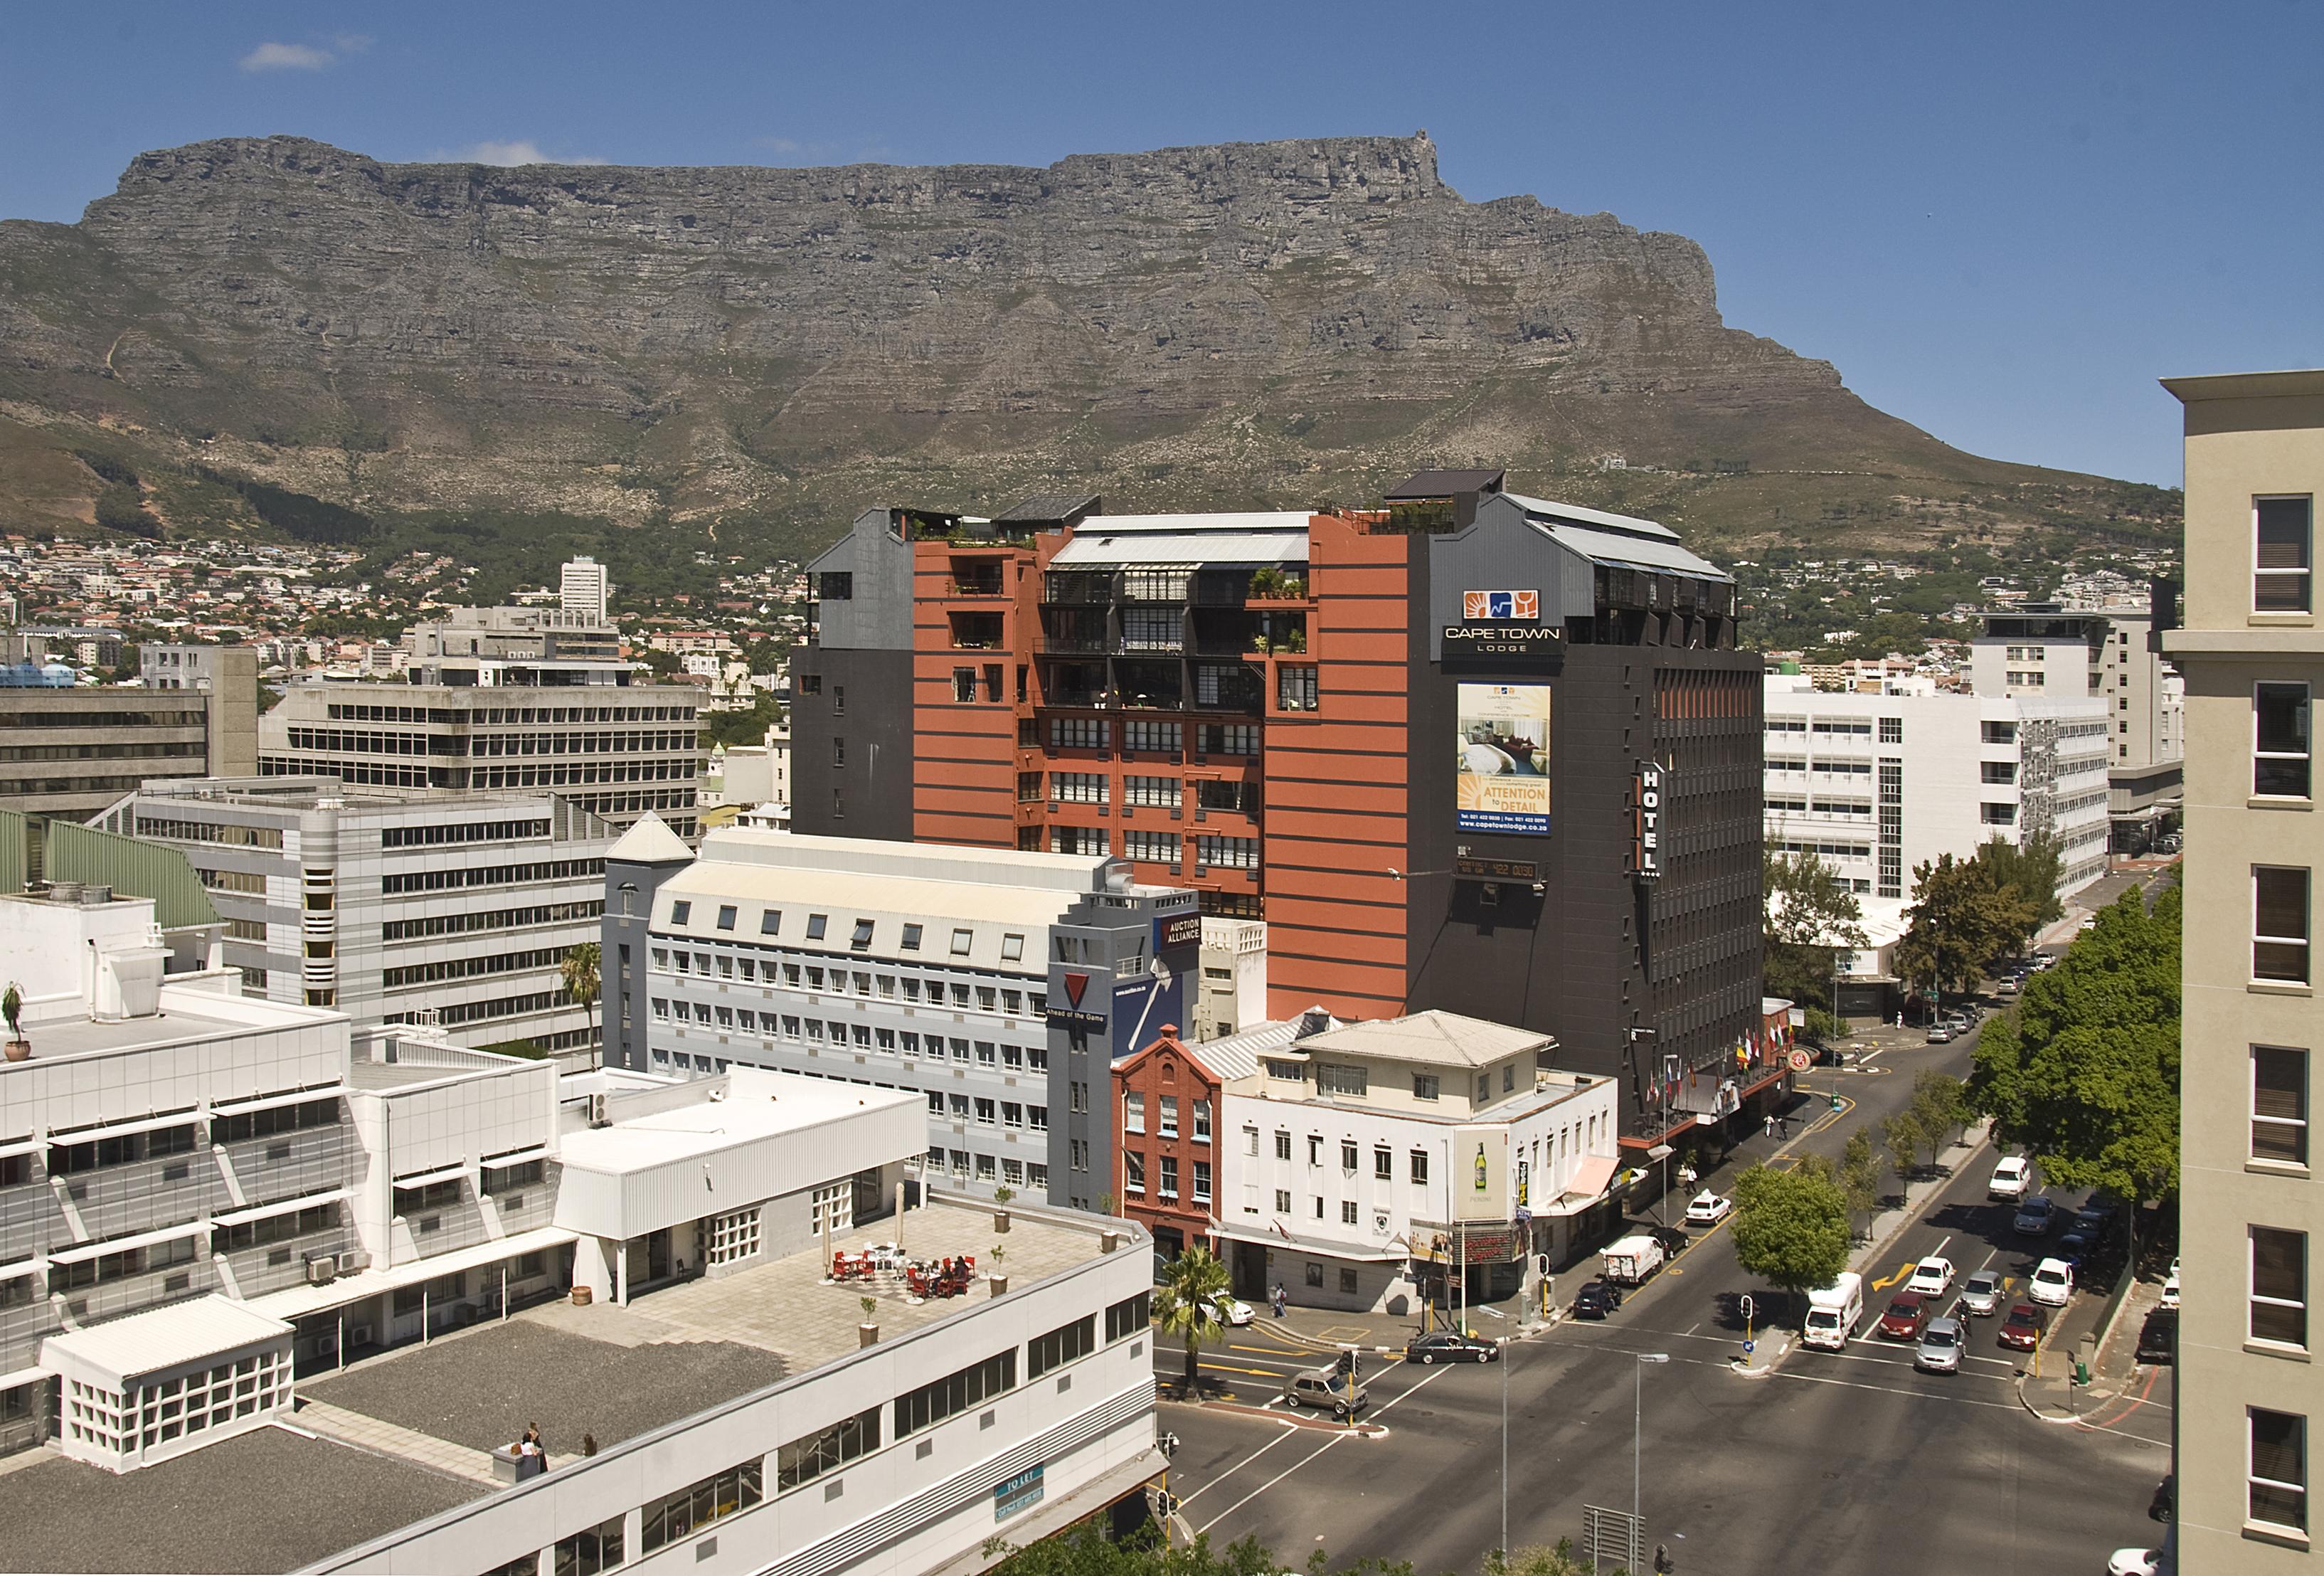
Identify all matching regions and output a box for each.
[1158,934,2177,1575]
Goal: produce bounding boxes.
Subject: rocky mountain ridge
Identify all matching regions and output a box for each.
[0,132,2170,555]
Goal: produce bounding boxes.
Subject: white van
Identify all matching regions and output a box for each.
[1803,1271,1864,1350]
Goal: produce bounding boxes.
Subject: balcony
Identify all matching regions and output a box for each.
[948,612,1006,650]
[945,559,1007,597]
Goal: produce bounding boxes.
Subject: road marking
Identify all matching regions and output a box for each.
[1174,1414,1307,1509]
[1193,1361,1460,1534]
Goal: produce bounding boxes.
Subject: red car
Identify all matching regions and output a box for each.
[1877,1291,1929,1341]
[1999,1302,2049,1352]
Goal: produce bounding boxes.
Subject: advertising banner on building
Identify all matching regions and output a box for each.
[1451,1125,1510,1222]
[1455,684,1552,835]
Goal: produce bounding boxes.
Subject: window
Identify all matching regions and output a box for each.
[1049,717,1110,751]
[1266,1059,1304,1082]
[2259,683,2313,798]
[1981,720,2017,745]
[1503,1064,1517,1092]
[1125,1151,1146,1192]
[2257,497,2314,613]
[669,899,692,925]
[1051,825,1109,857]
[2252,1408,2308,1532]
[1125,775,1178,807]
[1105,1290,1151,1342]
[1200,723,1259,756]
[901,923,923,951]
[2254,1227,2309,1348]
[851,919,874,950]
[805,913,828,941]
[1159,1155,1179,1197]
[1030,1315,1097,1378]
[1374,1147,1392,1180]
[1307,1135,1323,1166]
[1305,1262,1324,1288]
[1412,1073,1440,1101]
[640,1459,764,1553]
[1124,1091,1145,1133]
[1411,1150,1429,1185]
[953,667,977,703]
[1336,1139,1357,1172]
[552,1515,627,1576]
[1316,1062,1367,1097]
[715,904,737,931]
[1192,1099,1212,1141]
[1275,1188,1293,1212]
[2256,1047,2309,1164]
[1124,830,1179,862]
[1159,1096,1179,1138]
[1878,716,1902,744]
[951,928,974,956]
[1981,803,2017,825]
[1341,1200,1359,1225]
[1274,1129,1292,1161]
[1277,665,1318,712]
[1193,1159,1212,1202]
[777,1407,879,1493]
[2256,867,2312,983]
[1196,835,1258,869]
[1052,772,1108,804]
[893,1352,1015,1437]
[1980,761,2017,784]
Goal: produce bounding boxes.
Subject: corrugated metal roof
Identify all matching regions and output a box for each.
[1177,1007,1344,1081]
[1502,492,1681,541]
[1384,468,1506,500]
[1538,519,1733,581]
[994,494,1100,524]
[41,1294,292,1386]
[46,820,221,933]
[1050,529,1310,569]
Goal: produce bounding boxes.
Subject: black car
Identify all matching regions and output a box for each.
[1572,1279,1624,1321]
[1646,1225,1692,1257]
[2150,1474,2173,1523]
[2137,1307,2177,1365]
[1406,1331,1500,1364]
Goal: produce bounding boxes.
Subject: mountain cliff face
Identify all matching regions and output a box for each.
[0,133,2160,550]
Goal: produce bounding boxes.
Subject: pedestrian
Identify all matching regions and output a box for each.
[1271,1281,1286,1319]
[1763,1113,1775,1139]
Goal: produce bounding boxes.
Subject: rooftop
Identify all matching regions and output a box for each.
[4,1196,1125,1572]
[556,1069,918,1172]
[1283,1009,1554,1069]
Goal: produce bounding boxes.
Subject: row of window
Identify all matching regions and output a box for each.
[382,945,569,990]
[381,818,549,847]
[666,901,1023,963]
[1123,1151,1211,1201]
[1042,719,1263,755]
[1123,1091,1211,1139]
[926,1147,1049,1190]
[381,900,601,942]
[927,1091,1049,1131]
[658,1001,1050,1072]
[383,859,603,895]
[654,948,1045,1014]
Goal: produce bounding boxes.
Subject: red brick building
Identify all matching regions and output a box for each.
[1110,1026,1224,1259]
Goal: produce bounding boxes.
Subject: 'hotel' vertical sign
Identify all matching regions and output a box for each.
[1629,761,1664,881]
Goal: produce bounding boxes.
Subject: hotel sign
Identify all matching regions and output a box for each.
[1629,761,1665,881]
[1444,588,1564,669]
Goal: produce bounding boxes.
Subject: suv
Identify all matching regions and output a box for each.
[1286,1370,1368,1420]
[1988,1156,2032,1201]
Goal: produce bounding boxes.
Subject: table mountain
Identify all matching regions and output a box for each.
[0,132,2169,555]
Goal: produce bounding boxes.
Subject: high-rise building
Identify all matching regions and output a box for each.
[95,776,615,1051]
[790,474,1767,1153]
[259,608,701,837]
[600,820,1199,1210]
[2162,368,2324,1572]
[560,554,611,624]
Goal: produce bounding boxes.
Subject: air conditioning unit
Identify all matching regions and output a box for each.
[589,1093,611,1128]
[336,1249,370,1274]
[348,1323,373,1348]
[305,1255,338,1286]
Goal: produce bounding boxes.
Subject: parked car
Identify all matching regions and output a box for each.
[2057,1229,2096,1269]
[1285,1369,1367,1420]
[1877,1291,1931,1341]
[2149,1474,2174,1523]
[2074,1198,2121,1233]
[1571,1279,1624,1321]
[1906,1257,1956,1299]
[1988,1156,2032,1200]
[1958,1269,2005,1317]
[1683,1191,1733,1227]
[1998,1302,2049,1351]
[2136,1307,2177,1365]
[2106,1549,2166,1576]
[1209,1293,1256,1328]
[1926,1024,1955,1044]
[2014,1195,2058,1236]
[2028,1257,2075,1307]
[2160,1258,2180,1310]
[1915,1316,1965,1373]
[1406,1331,1499,1365]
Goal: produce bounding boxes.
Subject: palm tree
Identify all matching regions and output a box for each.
[560,943,601,1010]
[1152,1244,1230,1393]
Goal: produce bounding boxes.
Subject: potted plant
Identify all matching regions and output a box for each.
[1248,567,1282,600]
[859,1294,879,1347]
[988,1242,1008,1296]
[2,980,26,1062]
[992,1185,1014,1233]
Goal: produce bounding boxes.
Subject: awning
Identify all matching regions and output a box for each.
[481,1145,549,1169]
[391,1161,473,1190]
[244,1224,578,1322]
[48,1219,211,1265]
[211,1084,345,1117]
[210,1188,349,1229]
[1209,1222,1409,1263]
[47,1109,203,1143]
[41,1294,291,1387]
[1556,1155,1619,1205]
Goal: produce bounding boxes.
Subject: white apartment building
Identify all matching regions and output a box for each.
[1969,605,2108,701]
[1192,916,1267,1042]
[1214,1011,1620,1314]
[1763,676,2111,906]
[94,776,615,1054]
[603,823,1201,1211]
[561,555,611,625]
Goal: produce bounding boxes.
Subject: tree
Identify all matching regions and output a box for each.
[1977,832,2066,948]
[1895,852,2034,1000]
[1485,1543,1593,1576]
[561,943,601,1012]
[1729,1164,1850,1318]
[1882,1111,1923,1187]
[1969,885,2181,1222]
[1908,1070,1970,1168]
[1837,1127,1881,1236]
[985,1524,1280,1576]
[1762,850,1868,1015]
[1152,1245,1231,1392]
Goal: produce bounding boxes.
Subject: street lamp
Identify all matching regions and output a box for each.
[1648,1143,1675,1225]
[1634,1353,1669,1550]
[1477,1304,1510,1558]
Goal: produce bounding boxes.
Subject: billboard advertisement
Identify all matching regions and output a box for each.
[1451,1126,1511,1222]
[1455,683,1551,835]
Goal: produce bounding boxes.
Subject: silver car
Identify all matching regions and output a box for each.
[1916,1316,1965,1373]
[1958,1269,2004,1317]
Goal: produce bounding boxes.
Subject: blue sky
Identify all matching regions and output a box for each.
[4,2,2318,488]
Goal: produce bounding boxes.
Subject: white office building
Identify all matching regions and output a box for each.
[602,823,1201,1211]
[94,776,615,1054]
[561,556,612,625]
[1763,676,2111,906]
[1214,1010,1620,1315]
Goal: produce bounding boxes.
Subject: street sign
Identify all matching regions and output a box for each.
[1744,1340,1756,1355]
[1581,1506,1644,1574]
[1787,1048,1812,1072]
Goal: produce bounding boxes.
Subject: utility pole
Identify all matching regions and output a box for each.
[1635,1352,1669,1551]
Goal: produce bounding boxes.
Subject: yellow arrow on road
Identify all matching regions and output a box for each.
[1869,1266,1910,1291]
